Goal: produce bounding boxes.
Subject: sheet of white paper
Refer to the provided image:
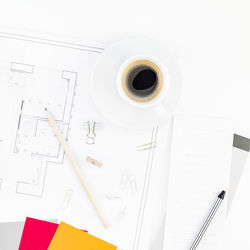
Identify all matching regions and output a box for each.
[228,146,249,208]
[224,154,250,250]
[163,116,233,250]
[0,28,169,250]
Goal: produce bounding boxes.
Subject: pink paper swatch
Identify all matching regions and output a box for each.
[19,217,88,250]
[19,217,59,250]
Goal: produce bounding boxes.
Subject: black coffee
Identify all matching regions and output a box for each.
[126,66,158,99]
[132,69,157,90]
[121,59,163,103]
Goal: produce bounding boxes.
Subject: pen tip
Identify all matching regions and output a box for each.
[218,190,226,199]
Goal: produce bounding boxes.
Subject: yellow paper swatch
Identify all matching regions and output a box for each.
[48,222,117,250]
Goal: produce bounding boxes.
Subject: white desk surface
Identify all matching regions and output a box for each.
[1,0,249,138]
[0,1,249,249]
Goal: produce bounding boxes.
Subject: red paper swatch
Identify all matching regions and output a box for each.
[19,217,88,250]
[19,217,59,250]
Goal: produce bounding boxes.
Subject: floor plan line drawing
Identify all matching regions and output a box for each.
[0,30,161,249]
[10,62,78,197]
[11,62,34,74]
[0,31,104,51]
[133,126,159,250]
[15,154,67,198]
[0,32,104,53]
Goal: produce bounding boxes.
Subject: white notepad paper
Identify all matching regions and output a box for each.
[224,154,250,250]
[163,116,233,250]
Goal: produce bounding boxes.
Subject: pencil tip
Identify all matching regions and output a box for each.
[218,190,226,199]
[45,107,47,111]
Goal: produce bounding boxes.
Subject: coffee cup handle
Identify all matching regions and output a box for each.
[154,104,167,117]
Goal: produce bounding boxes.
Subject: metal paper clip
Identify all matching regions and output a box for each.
[129,175,137,196]
[85,121,96,145]
[61,189,74,210]
[117,205,127,221]
[137,141,157,151]
[120,170,137,195]
[105,193,121,200]
[120,170,130,189]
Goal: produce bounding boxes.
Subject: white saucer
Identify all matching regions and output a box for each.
[91,38,182,129]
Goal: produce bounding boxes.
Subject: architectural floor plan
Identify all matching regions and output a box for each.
[0,31,102,199]
[12,65,77,197]
[0,29,166,250]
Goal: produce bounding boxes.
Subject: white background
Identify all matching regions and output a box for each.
[0,0,249,137]
[0,0,249,249]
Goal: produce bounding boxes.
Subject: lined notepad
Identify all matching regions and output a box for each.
[224,155,250,249]
[163,116,233,250]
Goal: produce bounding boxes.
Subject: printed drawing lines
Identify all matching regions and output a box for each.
[12,62,77,197]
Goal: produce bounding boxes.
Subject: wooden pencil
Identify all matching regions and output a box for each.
[45,108,108,228]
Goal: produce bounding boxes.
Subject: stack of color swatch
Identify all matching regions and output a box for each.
[4,217,117,250]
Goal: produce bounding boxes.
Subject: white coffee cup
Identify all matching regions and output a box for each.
[91,37,182,129]
[116,56,168,116]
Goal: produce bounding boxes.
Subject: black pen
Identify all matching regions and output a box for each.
[190,190,226,250]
